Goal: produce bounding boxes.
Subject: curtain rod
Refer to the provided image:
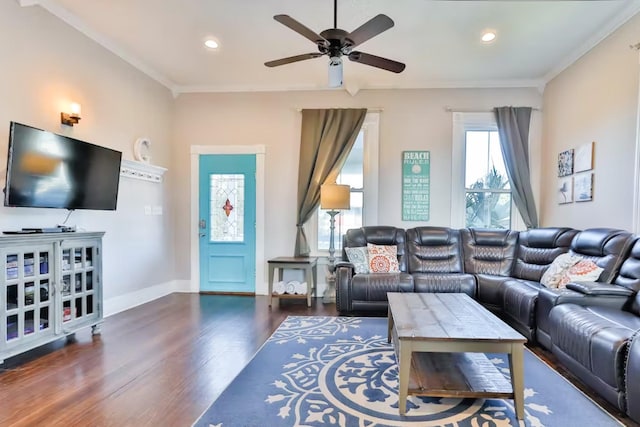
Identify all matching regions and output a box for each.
[295,107,383,112]
[444,106,541,113]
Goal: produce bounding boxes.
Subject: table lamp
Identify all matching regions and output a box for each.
[320,183,350,303]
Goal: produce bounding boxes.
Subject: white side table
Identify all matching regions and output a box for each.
[268,257,318,307]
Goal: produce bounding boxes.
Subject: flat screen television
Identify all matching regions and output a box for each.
[4,122,122,210]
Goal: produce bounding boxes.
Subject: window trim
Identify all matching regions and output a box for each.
[309,112,380,255]
[451,112,524,230]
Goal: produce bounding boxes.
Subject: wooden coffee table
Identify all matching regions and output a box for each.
[387,292,527,419]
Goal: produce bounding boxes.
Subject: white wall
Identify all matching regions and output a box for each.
[541,13,640,230]
[13,0,637,304]
[0,2,176,311]
[172,88,542,287]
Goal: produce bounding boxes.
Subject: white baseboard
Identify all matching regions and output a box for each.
[103,278,327,317]
[104,280,183,317]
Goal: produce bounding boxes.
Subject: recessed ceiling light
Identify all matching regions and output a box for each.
[204,39,219,49]
[481,31,496,43]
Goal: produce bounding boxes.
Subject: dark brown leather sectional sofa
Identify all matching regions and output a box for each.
[335,225,640,422]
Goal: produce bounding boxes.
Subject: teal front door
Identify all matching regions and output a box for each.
[199,154,256,293]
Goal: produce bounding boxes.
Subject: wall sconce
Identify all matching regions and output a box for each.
[61,102,82,126]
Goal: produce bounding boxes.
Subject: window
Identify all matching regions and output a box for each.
[452,112,519,229]
[464,130,511,228]
[313,112,379,253]
[317,133,363,251]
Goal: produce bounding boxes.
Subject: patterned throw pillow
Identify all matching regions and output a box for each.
[367,243,401,273]
[540,253,581,288]
[344,247,370,274]
[558,260,604,289]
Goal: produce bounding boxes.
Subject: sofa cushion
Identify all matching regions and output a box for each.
[344,247,369,274]
[512,227,578,282]
[540,253,580,288]
[367,244,400,273]
[412,273,476,297]
[460,228,519,276]
[474,274,512,313]
[502,279,542,340]
[550,304,637,394]
[559,260,604,288]
[405,227,465,274]
[350,273,414,301]
[342,226,408,272]
[568,228,635,283]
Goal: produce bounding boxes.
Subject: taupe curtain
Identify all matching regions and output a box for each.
[494,106,539,228]
[295,108,367,256]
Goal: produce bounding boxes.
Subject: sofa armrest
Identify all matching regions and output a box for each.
[566,281,635,297]
[335,261,354,269]
[626,332,640,423]
[537,286,632,348]
[335,264,355,314]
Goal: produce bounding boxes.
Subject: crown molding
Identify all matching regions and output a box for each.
[543,1,640,84]
[173,78,544,96]
[27,0,177,93]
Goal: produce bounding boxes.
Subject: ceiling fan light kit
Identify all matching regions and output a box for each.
[265,0,405,88]
[328,56,343,88]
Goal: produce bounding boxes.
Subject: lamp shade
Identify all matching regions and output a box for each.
[321,184,350,210]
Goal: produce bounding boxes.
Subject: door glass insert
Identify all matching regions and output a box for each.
[62,275,71,296]
[7,314,18,341]
[62,300,72,322]
[6,254,18,280]
[24,310,34,336]
[24,253,35,277]
[74,248,83,268]
[210,174,245,242]
[39,252,49,274]
[25,282,35,306]
[75,297,82,318]
[40,307,49,331]
[75,273,82,292]
[62,249,71,271]
[7,284,17,310]
[40,280,49,302]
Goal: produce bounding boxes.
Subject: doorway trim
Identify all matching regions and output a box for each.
[190,145,266,294]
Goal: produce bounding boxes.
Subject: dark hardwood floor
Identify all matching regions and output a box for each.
[0,294,636,426]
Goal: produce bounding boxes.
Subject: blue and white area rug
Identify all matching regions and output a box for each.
[193,316,622,427]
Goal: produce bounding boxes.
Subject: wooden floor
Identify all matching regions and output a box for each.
[0,294,636,426]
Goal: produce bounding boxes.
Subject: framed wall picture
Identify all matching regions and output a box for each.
[401,151,430,221]
[574,172,594,202]
[558,149,574,177]
[558,177,573,204]
[574,141,594,173]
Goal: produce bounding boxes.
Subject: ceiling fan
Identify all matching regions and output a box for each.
[265,0,406,87]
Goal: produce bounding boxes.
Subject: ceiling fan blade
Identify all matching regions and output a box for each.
[265,53,324,68]
[348,51,405,73]
[274,15,327,45]
[346,14,394,48]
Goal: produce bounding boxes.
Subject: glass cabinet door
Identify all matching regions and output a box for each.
[1,245,54,347]
[59,242,99,328]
